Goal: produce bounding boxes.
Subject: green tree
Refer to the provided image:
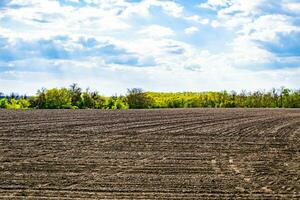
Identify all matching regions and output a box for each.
[32,88,47,108]
[89,91,107,109]
[106,95,128,109]
[69,83,82,107]
[0,98,8,108]
[127,88,153,109]
[80,91,94,108]
[7,99,21,109]
[282,88,291,108]
[18,98,30,108]
[45,88,72,109]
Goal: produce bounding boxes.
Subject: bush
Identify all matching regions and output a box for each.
[18,98,30,108]
[0,98,8,108]
[7,99,21,109]
[127,88,153,109]
[45,88,72,109]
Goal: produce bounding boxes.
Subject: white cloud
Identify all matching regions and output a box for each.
[199,0,232,10]
[185,15,210,25]
[122,0,183,18]
[138,25,175,38]
[8,0,38,6]
[0,27,14,38]
[199,0,300,69]
[241,15,300,42]
[211,20,221,28]
[67,0,81,3]
[2,58,300,95]
[201,0,266,29]
[229,36,275,67]
[218,0,265,18]
[0,0,131,41]
[184,26,199,35]
[158,0,183,17]
[284,2,300,13]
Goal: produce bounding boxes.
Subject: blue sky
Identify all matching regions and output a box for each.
[0,0,300,95]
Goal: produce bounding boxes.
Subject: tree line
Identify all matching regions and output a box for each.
[1,85,300,109]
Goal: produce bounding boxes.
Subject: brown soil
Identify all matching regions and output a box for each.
[0,109,299,199]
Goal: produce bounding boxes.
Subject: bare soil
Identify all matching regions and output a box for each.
[0,109,299,199]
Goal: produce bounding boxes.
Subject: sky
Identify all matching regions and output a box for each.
[0,0,300,95]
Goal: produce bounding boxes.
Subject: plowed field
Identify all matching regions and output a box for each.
[0,109,299,199]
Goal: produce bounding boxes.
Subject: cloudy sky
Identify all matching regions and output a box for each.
[0,0,300,95]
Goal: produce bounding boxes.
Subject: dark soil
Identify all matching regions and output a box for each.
[0,109,299,199]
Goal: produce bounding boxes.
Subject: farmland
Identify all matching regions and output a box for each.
[0,109,299,199]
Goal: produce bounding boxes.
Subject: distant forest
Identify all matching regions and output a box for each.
[1,84,300,109]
